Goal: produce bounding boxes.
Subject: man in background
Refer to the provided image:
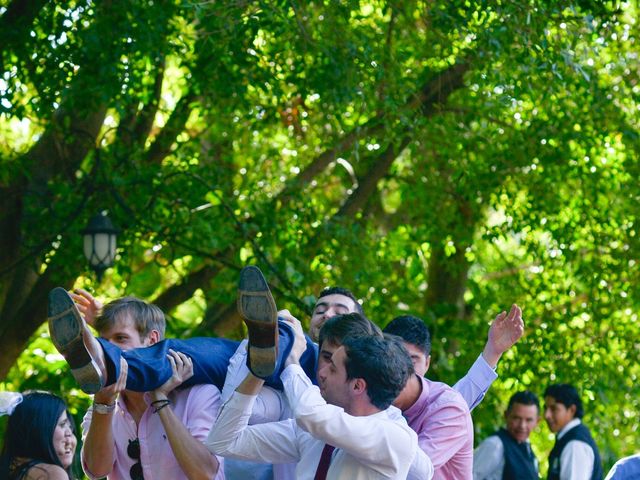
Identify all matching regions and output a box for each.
[473,390,540,480]
[544,383,603,480]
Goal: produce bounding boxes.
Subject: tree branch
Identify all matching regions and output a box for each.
[153,264,224,313]
[144,90,197,165]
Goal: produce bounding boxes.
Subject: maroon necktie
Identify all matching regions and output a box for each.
[314,444,336,480]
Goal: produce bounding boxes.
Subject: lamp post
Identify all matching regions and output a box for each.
[82,212,119,281]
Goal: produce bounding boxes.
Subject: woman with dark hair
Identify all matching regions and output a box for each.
[0,391,77,479]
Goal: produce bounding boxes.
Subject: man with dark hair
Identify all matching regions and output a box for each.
[219,279,523,480]
[309,286,364,341]
[383,315,473,479]
[544,383,603,480]
[317,312,383,367]
[383,315,431,375]
[473,390,540,480]
[207,315,434,479]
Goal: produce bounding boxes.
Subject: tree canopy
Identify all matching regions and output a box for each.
[1,0,639,473]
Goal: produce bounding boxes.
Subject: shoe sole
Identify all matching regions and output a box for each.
[237,266,278,378]
[48,287,104,394]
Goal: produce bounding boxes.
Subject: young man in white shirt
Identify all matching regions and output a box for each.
[544,383,603,480]
[207,314,434,479]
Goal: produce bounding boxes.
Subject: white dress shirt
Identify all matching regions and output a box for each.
[556,419,595,480]
[220,340,495,480]
[473,435,504,480]
[473,435,538,480]
[207,364,433,479]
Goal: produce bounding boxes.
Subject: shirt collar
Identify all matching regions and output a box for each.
[557,418,581,440]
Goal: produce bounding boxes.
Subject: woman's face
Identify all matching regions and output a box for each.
[53,411,77,468]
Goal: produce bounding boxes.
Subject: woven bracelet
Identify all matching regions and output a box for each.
[151,399,171,413]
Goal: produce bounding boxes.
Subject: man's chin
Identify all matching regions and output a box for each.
[319,388,329,402]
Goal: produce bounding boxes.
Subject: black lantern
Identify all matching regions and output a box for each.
[82,212,119,281]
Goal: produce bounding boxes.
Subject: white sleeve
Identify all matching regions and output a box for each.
[281,364,431,478]
[453,354,498,411]
[407,447,435,480]
[205,392,301,465]
[220,341,249,402]
[220,340,287,423]
[473,436,504,480]
[560,440,595,480]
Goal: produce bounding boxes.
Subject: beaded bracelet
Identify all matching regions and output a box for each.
[151,399,171,414]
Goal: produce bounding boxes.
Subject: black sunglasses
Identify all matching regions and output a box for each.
[127,438,144,480]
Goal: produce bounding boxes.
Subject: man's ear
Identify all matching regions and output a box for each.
[425,354,431,373]
[145,329,161,346]
[568,404,577,419]
[351,378,367,397]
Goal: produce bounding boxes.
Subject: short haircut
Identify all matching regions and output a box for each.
[544,383,584,418]
[1,391,75,478]
[383,315,431,356]
[317,286,364,315]
[96,296,166,340]
[342,335,412,410]
[318,312,382,349]
[507,390,540,413]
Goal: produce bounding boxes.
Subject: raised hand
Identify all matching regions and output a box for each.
[151,350,194,401]
[482,304,524,368]
[70,288,103,327]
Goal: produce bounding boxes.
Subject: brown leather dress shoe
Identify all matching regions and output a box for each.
[237,266,278,378]
[48,287,105,394]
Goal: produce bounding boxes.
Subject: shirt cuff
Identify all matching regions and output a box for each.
[474,354,499,380]
[281,363,307,384]
[226,391,258,414]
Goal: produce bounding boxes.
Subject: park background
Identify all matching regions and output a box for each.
[1,0,638,476]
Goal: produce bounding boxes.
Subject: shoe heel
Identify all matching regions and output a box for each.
[71,360,105,394]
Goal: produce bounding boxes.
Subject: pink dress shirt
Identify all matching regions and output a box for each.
[404,375,474,480]
[81,384,224,480]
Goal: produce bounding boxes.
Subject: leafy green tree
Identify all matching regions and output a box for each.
[1,0,638,472]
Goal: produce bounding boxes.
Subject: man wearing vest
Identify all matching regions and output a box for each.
[544,383,603,480]
[473,390,540,480]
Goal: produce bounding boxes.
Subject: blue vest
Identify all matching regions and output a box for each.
[494,428,538,480]
[547,422,603,480]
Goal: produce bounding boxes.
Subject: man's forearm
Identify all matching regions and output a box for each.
[82,410,116,478]
[155,399,219,480]
[481,343,502,368]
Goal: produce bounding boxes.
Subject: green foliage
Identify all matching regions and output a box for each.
[1,0,639,476]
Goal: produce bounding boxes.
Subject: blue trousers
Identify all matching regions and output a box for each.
[97,321,318,392]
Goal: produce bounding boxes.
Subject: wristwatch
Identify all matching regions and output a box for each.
[93,402,116,414]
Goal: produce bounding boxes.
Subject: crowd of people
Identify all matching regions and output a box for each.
[0,265,635,479]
